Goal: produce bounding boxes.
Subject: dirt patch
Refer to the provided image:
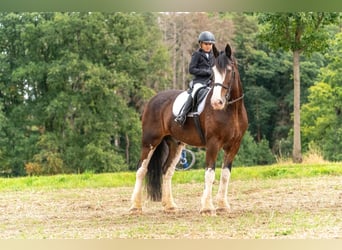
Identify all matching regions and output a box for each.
[0,176,341,239]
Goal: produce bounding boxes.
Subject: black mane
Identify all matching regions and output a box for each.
[215,51,230,73]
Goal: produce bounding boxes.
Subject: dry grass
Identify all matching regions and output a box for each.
[0,176,341,239]
[276,147,328,165]
[302,150,328,164]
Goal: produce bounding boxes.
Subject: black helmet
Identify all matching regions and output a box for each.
[198,31,215,44]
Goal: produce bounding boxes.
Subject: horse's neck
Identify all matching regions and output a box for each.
[231,73,243,99]
[232,82,243,98]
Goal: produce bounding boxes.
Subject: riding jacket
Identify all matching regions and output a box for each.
[189,48,215,85]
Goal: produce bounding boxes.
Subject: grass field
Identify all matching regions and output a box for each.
[0,162,341,239]
[0,162,341,191]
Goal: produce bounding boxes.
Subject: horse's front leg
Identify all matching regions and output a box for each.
[200,167,216,215]
[216,145,239,213]
[200,143,219,215]
[216,162,232,213]
[200,142,220,215]
[129,147,155,214]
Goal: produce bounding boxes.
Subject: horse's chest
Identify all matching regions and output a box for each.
[213,121,243,142]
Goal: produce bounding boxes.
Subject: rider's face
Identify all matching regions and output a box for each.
[201,42,213,52]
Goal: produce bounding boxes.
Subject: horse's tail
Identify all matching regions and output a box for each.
[146,138,169,201]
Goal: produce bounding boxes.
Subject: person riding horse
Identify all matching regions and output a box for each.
[129,42,248,215]
[174,31,216,126]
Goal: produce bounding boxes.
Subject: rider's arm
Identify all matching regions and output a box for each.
[189,52,212,77]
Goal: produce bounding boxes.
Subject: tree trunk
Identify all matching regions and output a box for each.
[172,21,177,89]
[292,50,303,163]
[125,133,130,165]
[182,48,187,90]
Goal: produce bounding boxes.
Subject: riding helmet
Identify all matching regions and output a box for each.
[198,31,215,44]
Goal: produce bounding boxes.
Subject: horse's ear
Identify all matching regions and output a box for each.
[212,44,219,58]
[225,44,232,59]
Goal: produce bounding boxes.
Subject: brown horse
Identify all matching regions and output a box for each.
[129,43,248,215]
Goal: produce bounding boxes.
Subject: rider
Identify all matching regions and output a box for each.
[174,31,216,126]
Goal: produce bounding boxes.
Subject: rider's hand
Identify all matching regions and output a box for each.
[204,68,213,76]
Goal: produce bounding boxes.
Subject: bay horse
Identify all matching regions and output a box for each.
[129,43,248,215]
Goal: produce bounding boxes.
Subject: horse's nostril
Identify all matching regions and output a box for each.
[211,99,225,110]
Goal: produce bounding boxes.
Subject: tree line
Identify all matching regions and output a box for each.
[0,12,341,176]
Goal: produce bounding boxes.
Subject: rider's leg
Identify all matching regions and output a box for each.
[174,83,202,126]
[174,94,193,126]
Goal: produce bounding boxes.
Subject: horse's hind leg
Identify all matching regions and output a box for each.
[129,145,155,214]
[162,138,184,212]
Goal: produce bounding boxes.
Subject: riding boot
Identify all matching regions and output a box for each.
[174,95,193,126]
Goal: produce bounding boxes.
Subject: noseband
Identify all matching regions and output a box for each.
[213,63,244,106]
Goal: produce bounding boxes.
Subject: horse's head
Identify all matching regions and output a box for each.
[211,44,240,110]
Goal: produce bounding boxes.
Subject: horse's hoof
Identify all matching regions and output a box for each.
[216,207,230,214]
[129,207,142,215]
[164,207,178,213]
[200,209,216,216]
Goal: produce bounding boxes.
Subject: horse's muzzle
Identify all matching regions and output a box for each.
[211,97,225,110]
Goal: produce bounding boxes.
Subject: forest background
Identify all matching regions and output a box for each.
[0,12,341,176]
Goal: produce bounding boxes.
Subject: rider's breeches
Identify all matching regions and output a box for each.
[190,83,206,97]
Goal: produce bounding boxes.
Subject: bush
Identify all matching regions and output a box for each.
[24,162,42,176]
[234,130,276,166]
[33,151,64,175]
[81,143,128,173]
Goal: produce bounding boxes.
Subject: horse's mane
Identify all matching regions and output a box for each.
[216,51,229,71]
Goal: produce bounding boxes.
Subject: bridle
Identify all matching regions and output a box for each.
[213,61,244,107]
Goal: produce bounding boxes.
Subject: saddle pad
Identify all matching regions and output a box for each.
[172,90,210,117]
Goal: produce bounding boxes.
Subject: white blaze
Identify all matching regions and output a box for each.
[211,66,225,101]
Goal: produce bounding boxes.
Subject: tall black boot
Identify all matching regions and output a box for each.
[174,95,193,126]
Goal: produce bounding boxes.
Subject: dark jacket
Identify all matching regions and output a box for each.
[189,48,215,84]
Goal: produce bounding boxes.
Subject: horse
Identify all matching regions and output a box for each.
[129,43,248,215]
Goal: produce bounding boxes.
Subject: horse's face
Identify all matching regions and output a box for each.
[211,44,235,110]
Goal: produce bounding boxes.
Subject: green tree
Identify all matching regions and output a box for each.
[0,12,171,175]
[234,130,276,166]
[301,82,342,161]
[258,12,339,163]
[302,32,342,161]
[245,85,277,142]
